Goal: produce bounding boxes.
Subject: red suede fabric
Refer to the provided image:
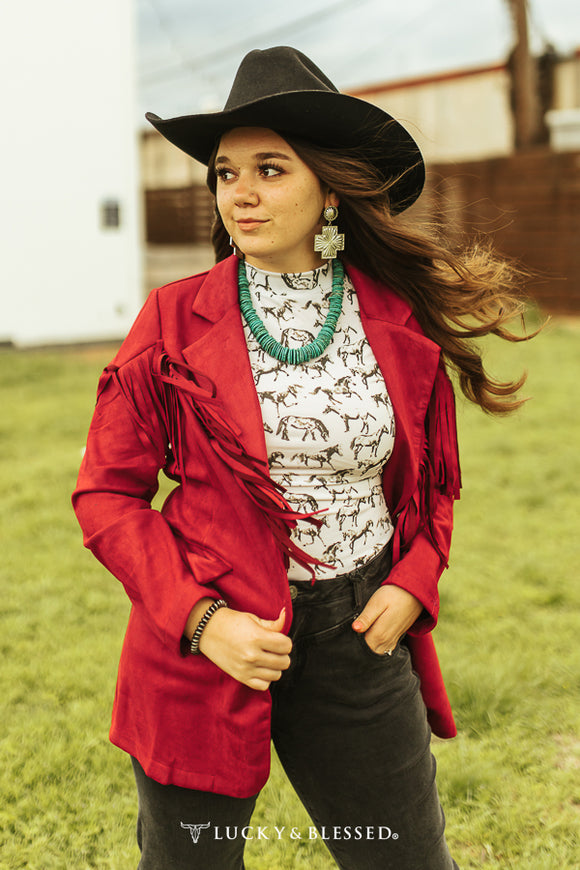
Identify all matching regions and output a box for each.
[72,255,460,798]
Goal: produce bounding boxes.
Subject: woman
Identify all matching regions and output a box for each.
[73,47,529,869]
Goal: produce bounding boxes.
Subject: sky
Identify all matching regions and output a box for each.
[137,0,580,123]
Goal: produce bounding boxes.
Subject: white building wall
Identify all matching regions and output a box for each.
[353,67,514,164]
[141,131,207,188]
[0,0,141,346]
[553,53,580,110]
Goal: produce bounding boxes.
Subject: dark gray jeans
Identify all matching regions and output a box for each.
[132,544,459,869]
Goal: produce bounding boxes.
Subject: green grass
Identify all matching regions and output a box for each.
[1,319,579,869]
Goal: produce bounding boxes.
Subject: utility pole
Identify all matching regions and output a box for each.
[505,0,543,148]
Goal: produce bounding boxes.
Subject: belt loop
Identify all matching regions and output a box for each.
[351,572,365,610]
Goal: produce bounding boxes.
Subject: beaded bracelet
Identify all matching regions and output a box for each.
[189,599,228,655]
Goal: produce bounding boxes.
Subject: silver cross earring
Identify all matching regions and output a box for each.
[314,205,345,259]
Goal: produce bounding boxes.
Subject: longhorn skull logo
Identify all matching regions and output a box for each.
[180,821,211,843]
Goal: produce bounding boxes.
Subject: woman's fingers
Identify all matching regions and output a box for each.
[351,591,385,634]
[248,611,292,654]
[257,651,291,672]
[247,665,290,692]
[198,607,292,689]
[352,584,423,654]
[253,607,286,633]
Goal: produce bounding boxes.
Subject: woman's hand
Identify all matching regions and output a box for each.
[351,585,423,654]
[187,601,292,691]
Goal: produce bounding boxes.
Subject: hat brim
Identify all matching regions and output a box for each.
[146,91,424,214]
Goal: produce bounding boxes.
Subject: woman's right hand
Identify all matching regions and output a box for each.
[190,603,292,691]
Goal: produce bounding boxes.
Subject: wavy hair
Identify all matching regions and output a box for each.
[206,134,536,414]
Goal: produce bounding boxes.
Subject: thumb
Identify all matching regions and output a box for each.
[255,607,286,633]
[352,598,383,632]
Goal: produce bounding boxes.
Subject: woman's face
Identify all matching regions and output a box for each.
[215,127,337,273]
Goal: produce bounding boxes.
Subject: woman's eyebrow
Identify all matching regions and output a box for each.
[254,151,292,161]
[215,151,292,165]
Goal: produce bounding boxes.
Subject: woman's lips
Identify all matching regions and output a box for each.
[236,219,267,231]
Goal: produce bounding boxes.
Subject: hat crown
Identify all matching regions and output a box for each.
[223,46,339,111]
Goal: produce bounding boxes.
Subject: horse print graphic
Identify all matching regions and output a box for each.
[295,494,320,513]
[349,520,374,551]
[322,404,343,419]
[338,322,358,339]
[253,364,284,386]
[328,484,348,503]
[341,411,376,434]
[281,266,328,290]
[290,444,342,468]
[302,358,327,378]
[314,377,362,402]
[260,300,294,322]
[257,384,300,413]
[338,504,361,530]
[362,364,382,388]
[276,416,330,441]
[367,427,394,460]
[321,540,346,568]
[280,328,316,345]
[304,298,324,318]
[338,339,367,366]
[344,281,356,303]
[356,489,380,509]
[295,524,320,545]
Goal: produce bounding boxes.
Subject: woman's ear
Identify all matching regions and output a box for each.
[325,190,339,209]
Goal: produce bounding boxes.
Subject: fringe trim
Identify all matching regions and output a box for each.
[393,365,461,567]
[147,345,329,580]
[428,366,462,502]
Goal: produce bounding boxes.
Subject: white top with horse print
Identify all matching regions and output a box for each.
[241,261,396,581]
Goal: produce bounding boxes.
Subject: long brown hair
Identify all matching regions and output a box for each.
[207,135,535,414]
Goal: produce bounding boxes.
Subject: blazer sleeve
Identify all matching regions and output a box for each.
[384,364,461,635]
[72,357,220,656]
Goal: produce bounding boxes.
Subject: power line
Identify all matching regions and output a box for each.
[142,0,192,79]
[139,0,376,86]
[338,0,459,88]
[525,0,555,50]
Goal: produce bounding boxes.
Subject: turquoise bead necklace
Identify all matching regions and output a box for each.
[238,258,344,365]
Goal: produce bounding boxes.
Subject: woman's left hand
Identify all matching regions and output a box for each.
[351,584,423,655]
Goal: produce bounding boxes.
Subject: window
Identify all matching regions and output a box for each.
[101,199,121,229]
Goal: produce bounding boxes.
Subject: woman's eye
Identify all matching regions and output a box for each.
[260,164,283,178]
[216,168,235,182]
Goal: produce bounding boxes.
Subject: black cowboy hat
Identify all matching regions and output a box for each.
[146,46,424,214]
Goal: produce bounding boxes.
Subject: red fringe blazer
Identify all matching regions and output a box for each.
[73,255,462,798]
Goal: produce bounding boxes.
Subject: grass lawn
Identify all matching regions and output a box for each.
[1,317,578,869]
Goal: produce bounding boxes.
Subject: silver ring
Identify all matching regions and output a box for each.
[383,648,393,656]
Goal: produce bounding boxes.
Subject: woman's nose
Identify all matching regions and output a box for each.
[233,173,258,206]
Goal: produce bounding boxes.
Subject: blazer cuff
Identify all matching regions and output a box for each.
[381,530,445,634]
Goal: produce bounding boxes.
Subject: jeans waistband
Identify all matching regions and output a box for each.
[289,540,393,609]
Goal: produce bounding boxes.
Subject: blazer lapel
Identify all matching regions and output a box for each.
[182,256,268,466]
